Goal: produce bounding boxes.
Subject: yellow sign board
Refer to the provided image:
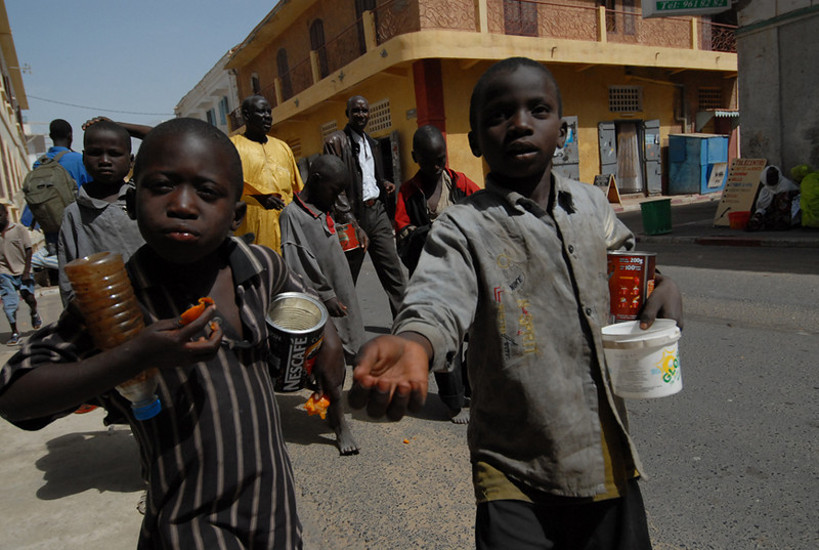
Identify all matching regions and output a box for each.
[713,159,767,226]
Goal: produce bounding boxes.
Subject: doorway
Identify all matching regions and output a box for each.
[598,119,661,195]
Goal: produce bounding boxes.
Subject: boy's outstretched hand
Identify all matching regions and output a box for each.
[129,305,223,370]
[639,273,684,330]
[348,334,430,421]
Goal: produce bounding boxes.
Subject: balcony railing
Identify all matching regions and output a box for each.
[323,21,363,76]
[700,20,737,53]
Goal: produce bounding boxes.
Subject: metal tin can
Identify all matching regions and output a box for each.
[607,251,656,322]
[266,292,328,392]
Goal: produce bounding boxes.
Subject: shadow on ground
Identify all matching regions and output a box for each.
[35,427,144,500]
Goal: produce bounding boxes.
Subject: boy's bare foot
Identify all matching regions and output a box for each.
[326,392,360,455]
[335,423,360,455]
[449,407,470,424]
[136,490,147,515]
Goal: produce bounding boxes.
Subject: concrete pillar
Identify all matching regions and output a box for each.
[690,18,699,50]
[363,10,377,51]
[412,59,447,134]
[474,0,488,33]
[310,50,321,84]
[273,78,283,106]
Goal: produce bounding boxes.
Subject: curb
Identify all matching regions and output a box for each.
[636,234,819,248]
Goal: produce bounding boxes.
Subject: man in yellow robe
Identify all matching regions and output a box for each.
[230,95,302,253]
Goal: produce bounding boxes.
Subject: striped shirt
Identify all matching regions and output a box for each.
[1,237,304,549]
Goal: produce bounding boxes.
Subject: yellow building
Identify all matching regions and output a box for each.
[0,0,29,221]
[227,0,737,196]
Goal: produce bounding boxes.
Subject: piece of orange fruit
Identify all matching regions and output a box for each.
[179,297,215,326]
[304,394,331,419]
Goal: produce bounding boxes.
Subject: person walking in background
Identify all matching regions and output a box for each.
[394,124,480,423]
[230,94,302,254]
[57,120,144,305]
[0,202,41,346]
[279,154,363,455]
[35,119,91,187]
[395,125,481,274]
[23,119,91,255]
[324,95,406,317]
[280,155,365,366]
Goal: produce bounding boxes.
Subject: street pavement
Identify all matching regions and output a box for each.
[0,191,815,549]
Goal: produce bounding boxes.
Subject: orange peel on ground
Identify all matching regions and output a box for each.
[304,394,331,419]
[179,297,215,326]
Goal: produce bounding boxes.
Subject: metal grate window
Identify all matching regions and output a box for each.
[286,137,302,158]
[608,86,643,113]
[320,120,337,140]
[698,87,723,110]
[368,98,392,133]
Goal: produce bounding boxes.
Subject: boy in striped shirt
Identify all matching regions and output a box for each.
[0,118,340,549]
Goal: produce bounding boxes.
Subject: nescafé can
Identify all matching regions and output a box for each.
[607,252,656,322]
[266,292,328,392]
[336,223,361,252]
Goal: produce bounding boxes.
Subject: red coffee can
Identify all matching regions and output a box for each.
[336,223,361,252]
[607,252,656,322]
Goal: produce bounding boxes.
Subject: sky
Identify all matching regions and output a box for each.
[6,0,279,150]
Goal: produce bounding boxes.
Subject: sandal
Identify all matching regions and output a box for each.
[31,312,43,330]
[7,333,20,346]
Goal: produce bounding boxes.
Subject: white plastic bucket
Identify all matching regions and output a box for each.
[601,319,682,399]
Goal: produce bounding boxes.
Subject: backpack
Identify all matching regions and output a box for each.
[22,151,79,233]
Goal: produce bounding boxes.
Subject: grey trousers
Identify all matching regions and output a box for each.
[349,200,406,317]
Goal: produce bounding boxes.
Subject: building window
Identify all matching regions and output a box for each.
[608,86,643,113]
[277,49,293,100]
[310,19,329,79]
[504,0,537,37]
[218,96,229,126]
[251,73,261,95]
[368,99,392,133]
[602,0,636,36]
[698,87,723,110]
[320,120,338,141]
[206,108,217,126]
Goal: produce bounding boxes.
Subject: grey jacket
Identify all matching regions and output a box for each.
[57,182,145,305]
[394,171,640,498]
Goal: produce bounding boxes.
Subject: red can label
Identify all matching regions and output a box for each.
[607,252,656,322]
[337,223,361,251]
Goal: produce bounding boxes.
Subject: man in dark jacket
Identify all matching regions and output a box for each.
[324,95,406,317]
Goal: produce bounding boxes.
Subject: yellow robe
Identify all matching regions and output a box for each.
[230,134,303,253]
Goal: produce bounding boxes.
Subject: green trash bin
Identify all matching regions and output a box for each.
[640,199,672,235]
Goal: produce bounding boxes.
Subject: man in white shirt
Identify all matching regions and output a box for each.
[323,96,406,317]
